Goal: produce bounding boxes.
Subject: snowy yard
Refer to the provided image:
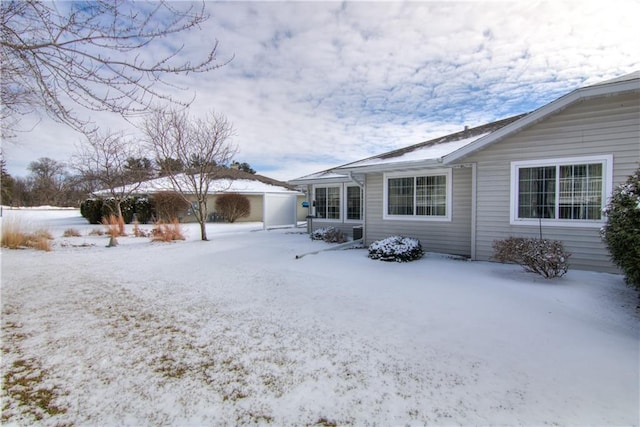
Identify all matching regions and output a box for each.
[1,208,638,426]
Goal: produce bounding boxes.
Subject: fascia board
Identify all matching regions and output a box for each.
[288,176,352,186]
[337,158,442,174]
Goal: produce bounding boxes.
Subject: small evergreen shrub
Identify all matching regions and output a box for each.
[215,193,250,223]
[493,237,570,278]
[368,236,424,262]
[134,197,153,224]
[119,197,136,224]
[310,227,347,243]
[601,167,640,289]
[80,199,104,224]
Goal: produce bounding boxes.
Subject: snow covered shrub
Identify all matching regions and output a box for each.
[601,167,640,289]
[368,236,424,262]
[80,198,104,224]
[215,193,250,223]
[493,237,570,278]
[310,226,347,243]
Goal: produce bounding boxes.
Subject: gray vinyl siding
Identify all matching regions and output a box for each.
[465,92,639,273]
[364,167,473,257]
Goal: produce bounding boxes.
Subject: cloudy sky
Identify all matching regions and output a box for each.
[3,1,639,181]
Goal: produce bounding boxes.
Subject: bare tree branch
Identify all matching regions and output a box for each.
[143,108,237,241]
[73,130,150,219]
[1,0,231,137]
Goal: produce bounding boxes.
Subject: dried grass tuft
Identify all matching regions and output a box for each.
[1,218,53,251]
[62,228,82,238]
[151,218,185,242]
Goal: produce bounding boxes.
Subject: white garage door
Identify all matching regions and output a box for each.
[263,194,298,229]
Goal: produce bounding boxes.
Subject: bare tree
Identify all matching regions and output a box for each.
[27,157,68,206]
[143,109,236,241]
[73,130,150,220]
[1,1,230,138]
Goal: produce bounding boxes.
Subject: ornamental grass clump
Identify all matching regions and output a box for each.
[151,218,185,242]
[1,217,53,251]
[368,236,424,262]
[492,237,570,278]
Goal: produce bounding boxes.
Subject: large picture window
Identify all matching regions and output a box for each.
[314,186,340,219]
[511,156,612,226]
[384,170,451,221]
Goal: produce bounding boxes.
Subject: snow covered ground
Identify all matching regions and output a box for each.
[1,207,638,426]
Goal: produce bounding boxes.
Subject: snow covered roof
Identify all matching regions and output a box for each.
[338,114,525,173]
[95,170,302,196]
[289,114,524,183]
[290,71,639,183]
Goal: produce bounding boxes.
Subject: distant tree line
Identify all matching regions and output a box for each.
[0,155,256,208]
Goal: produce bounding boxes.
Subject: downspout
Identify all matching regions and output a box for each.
[471,162,477,260]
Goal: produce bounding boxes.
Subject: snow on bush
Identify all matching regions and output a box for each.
[601,167,640,289]
[492,237,570,279]
[310,227,347,243]
[368,236,424,262]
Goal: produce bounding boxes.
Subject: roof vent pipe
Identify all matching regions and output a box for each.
[464,125,469,132]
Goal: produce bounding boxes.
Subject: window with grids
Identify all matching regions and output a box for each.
[315,186,340,219]
[346,186,362,220]
[517,162,604,221]
[387,173,448,217]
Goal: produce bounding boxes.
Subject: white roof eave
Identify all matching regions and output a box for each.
[338,158,443,174]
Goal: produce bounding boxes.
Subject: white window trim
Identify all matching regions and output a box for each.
[510,155,613,228]
[383,169,452,222]
[312,184,342,222]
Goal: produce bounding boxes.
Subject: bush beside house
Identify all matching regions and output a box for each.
[492,237,570,279]
[368,236,424,262]
[602,167,640,289]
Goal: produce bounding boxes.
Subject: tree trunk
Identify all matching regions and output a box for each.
[198,201,208,241]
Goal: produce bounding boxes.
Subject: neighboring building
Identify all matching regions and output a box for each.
[290,72,640,272]
[96,168,307,228]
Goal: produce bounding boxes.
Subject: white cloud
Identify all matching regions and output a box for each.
[4,1,639,182]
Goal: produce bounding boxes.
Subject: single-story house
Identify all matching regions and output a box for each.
[290,71,640,273]
[96,168,307,228]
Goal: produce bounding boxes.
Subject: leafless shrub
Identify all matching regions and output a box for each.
[151,191,190,223]
[493,237,570,278]
[215,193,250,223]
